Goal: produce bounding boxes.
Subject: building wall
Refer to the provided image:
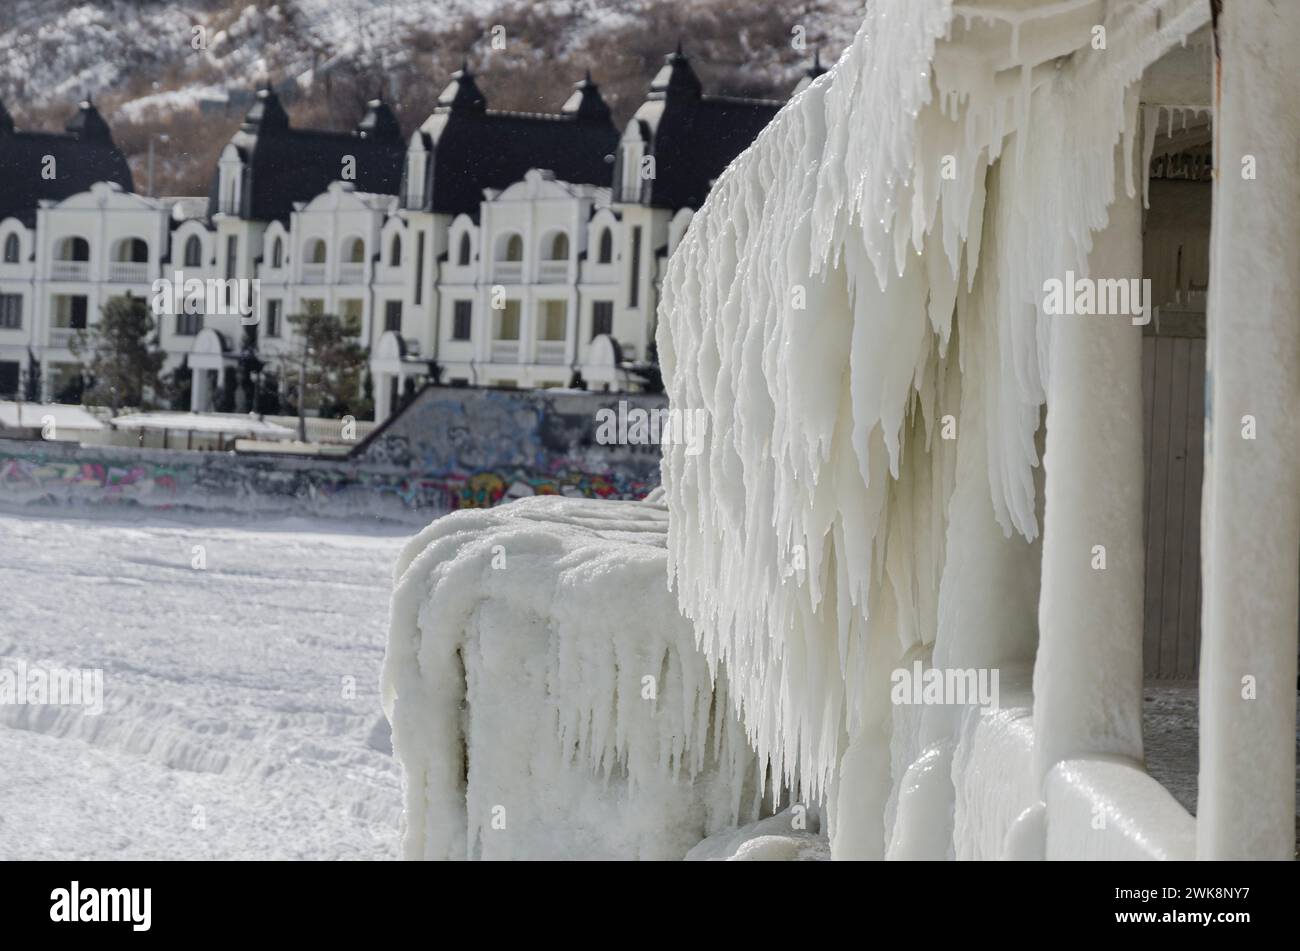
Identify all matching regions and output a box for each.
[0,171,677,414]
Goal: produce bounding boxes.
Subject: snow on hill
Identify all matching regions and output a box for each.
[1,1,862,195]
[1,1,857,112]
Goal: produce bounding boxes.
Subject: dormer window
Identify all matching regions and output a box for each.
[2,233,18,264]
[458,232,471,266]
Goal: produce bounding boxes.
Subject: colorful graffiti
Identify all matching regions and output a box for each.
[358,386,667,488]
[0,387,665,519]
[0,458,182,497]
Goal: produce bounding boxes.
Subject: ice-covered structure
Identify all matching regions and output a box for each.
[381,495,789,859]
[660,0,1297,859]
[384,0,1298,860]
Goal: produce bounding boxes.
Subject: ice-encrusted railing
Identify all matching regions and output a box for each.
[658,0,1298,859]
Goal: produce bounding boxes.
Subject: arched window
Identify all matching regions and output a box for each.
[597,228,612,264]
[345,237,365,264]
[389,234,401,266]
[307,239,327,264]
[116,238,148,263]
[271,238,283,269]
[546,232,569,261]
[458,232,471,266]
[183,236,202,268]
[2,233,18,263]
[504,234,523,262]
[56,237,90,261]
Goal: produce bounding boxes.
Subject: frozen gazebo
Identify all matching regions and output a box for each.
[382,0,1298,860]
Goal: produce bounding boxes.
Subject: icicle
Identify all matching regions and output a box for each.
[1141,105,1159,208]
[655,0,1212,850]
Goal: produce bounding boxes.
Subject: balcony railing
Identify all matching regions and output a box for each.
[49,327,81,349]
[337,263,365,285]
[301,263,327,284]
[538,261,569,284]
[490,340,520,363]
[51,261,89,281]
[534,340,567,365]
[493,261,523,283]
[108,261,150,283]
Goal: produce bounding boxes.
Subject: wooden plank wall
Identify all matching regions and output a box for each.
[1142,311,1206,679]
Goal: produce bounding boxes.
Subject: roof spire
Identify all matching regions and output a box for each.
[649,42,701,101]
[437,58,487,113]
[65,95,111,141]
[562,70,612,124]
[241,83,289,134]
[357,91,402,142]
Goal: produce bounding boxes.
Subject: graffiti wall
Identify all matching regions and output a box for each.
[0,387,668,521]
[355,386,667,509]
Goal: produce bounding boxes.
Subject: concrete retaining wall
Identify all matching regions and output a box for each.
[0,387,668,522]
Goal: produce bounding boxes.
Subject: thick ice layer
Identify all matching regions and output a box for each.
[658,0,1209,849]
[380,496,771,859]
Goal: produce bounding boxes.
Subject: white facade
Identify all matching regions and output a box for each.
[0,170,684,418]
[0,182,172,401]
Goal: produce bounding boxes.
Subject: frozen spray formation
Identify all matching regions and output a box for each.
[381,496,772,859]
[658,0,1210,854]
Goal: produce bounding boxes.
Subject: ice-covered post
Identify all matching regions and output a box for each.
[1197,0,1300,861]
[1033,114,1147,785]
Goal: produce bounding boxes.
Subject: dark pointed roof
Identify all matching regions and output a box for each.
[648,45,703,101]
[209,85,405,222]
[436,62,487,114]
[0,98,134,226]
[561,71,612,124]
[64,98,113,141]
[356,95,402,142]
[622,46,781,211]
[240,85,289,134]
[405,66,618,216]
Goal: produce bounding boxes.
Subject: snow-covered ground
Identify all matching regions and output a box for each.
[0,505,412,860]
[1,503,1284,860]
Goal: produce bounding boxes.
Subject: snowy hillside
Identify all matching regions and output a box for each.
[1,1,863,194]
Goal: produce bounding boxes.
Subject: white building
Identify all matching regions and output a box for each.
[0,51,824,419]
